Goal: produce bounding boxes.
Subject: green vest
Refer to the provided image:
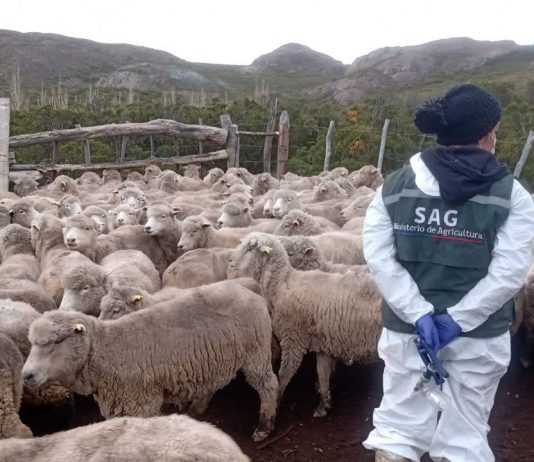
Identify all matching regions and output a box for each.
[381,165,515,338]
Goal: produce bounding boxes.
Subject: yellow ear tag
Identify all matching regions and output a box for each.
[74,323,86,333]
[132,295,144,304]
[260,245,272,255]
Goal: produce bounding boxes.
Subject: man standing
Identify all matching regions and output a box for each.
[362,84,534,462]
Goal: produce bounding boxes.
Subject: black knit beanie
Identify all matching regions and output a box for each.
[413,84,502,146]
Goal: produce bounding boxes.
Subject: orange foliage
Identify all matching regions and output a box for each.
[346,109,358,123]
[347,139,366,157]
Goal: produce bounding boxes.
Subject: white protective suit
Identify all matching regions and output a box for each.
[362,153,534,462]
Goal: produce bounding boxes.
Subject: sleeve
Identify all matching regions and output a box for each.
[447,180,534,332]
[363,186,434,325]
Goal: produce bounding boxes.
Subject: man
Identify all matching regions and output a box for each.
[362,83,534,462]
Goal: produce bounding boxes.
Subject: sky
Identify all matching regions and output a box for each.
[1,0,533,65]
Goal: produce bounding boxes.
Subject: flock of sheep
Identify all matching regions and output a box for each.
[0,161,527,461]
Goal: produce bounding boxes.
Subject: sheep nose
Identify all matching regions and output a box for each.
[22,371,36,387]
[144,225,151,233]
[177,243,185,251]
[216,220,223,229]
[117,218,124,224]
[66,237,76,245]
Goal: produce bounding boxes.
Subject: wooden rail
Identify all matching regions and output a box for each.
[9,119,228,148]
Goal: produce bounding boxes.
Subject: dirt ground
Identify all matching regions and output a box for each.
[21,332,534,462]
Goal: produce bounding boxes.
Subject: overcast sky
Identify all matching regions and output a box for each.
[1,0,532,65]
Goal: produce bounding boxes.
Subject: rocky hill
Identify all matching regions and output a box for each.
[327,37,523,103]
[0,30,532,104]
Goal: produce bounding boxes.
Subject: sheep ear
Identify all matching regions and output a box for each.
[50,201,60,207]
[243,207,249,213]
[248,238,258,249]
[260,245,272,255]
[320,187,327,193]
[304,247,315,256]
[171,207,183,215]
[8,210,14,217]
[292,220,300,227]
[130,294,143,304]
[73,323,86,334]
[60,181,68,192]
[142,206,148,212]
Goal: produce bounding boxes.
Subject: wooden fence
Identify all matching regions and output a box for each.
[0,98,290,187]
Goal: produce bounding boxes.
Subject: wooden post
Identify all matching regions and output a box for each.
[198,118,204,154]
[0,99,9,192]
[323,120,335,172]
[377,118,390,173]
[149,135,155,158]
[120,136,128,163]
[52,141,60,165]
[263,95,278,173]
[514,130,534,178]
[221,114,238,169]
[76,125,91,165]
[276,111,290,179]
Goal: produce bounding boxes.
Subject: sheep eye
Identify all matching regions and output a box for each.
[287,252,294,257]
[53,338,64,345]
[82,285,90,292]
[85,227,90,231]
[65,204,70,208]
[121,198,126,201]
[128,212,134,216]
[287,199,292,203]
[161,215,166,219]
[112,307,121,313]
[19,210,25,214]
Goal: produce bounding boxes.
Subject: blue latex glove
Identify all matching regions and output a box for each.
[415,314,440,354]
[433,313,462,349]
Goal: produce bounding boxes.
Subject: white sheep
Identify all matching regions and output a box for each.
[0,224,40,281]
[230,232,382,417]
[0,414,250,462]
[162,247,234,289]
[23,280,278,441]
[274,209,338,236]
[177,216,251,253]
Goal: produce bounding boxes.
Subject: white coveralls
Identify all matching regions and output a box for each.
[362,153,534,462]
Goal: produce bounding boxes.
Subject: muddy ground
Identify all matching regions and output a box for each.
[21,332,534,462]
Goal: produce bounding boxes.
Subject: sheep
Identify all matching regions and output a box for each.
[60,249,162,316]
[144,165,162,188]
[0,224,40,281]
[177,216,251,253]
[62,215,168,275]
[110,204,139,229]
[0,279,56,313]
[312,179,349,202]
[168,201,206,221]
[29,175,79,199]
[252,173,279,196]
[281,174,316,191]
[272,189,347,226]
[32,214,95,305]
[203,167,224,186]
[349,165,384,189]
[13,177,39,197]
[260,189,276,218]
[341,216,365,233]
[183,164,201,179]
[99,286,184,320]
[75,172,101,193]
[210,174,245,194]
[309,232,365,265]
[0,206,9,229]
[8,201,40,228]
[126,171,145,182]
[54,194,83,218]
[0,299,72,411]
[227,167,255,186]
[163,248,234,289]
[23,280,279,441]
[0,332,33,438]
[82,205,109,234]
[340,192,376,220]
[0,414,250,462]
[229,233,382,417]
[143,202,182,264]
[94,169,122,194]
[216,202,280,232]
[115,187,146,209]
[277,236,365,274]
[274,209,338,236]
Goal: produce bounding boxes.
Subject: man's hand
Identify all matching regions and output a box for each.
[415,314,440,353]
[433,313,462,349]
